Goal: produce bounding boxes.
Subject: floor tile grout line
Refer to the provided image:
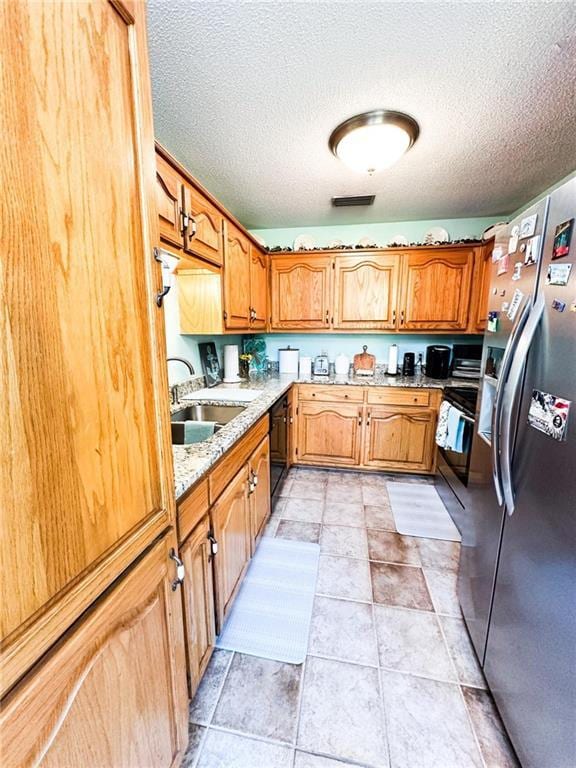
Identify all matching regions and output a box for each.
[370,583,392,768]
[204,722,298,751]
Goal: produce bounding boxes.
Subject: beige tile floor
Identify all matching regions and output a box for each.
[183,467,519,768]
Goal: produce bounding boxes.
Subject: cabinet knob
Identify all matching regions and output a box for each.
[169,548,185,591]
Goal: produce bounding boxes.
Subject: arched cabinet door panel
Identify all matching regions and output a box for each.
[297,402,362,466]
[0,535,188,768]
[333,253,401,330]
[362,407,437,472]
[270,255,332,330]
[398,249,474,330]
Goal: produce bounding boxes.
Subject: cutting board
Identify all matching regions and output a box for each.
[353,345,376,376]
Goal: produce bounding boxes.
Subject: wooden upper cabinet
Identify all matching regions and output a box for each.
[156,154,183,250]
[0,535,188,768]
[270,254,332,330]
[1,0,174,691]
[362,406,437,472]
[183,182,224,266]
[297,401,363,466]
[333,253,400,330]
[224,221,251,329]
[398,249,474,331]
[249,436,271,551]
[250,246,268,329]
[180,515,216,698]
[471,241,494,332]
[211,466,251,630]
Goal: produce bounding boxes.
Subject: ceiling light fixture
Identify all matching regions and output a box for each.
[329,110,419,175]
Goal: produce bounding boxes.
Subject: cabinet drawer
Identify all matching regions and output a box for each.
[209,416,269,503]
[367,388,431,407]
[177,478,210,544]
[298,385,364,403]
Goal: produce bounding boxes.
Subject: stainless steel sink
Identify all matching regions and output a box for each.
[171,404,245,444]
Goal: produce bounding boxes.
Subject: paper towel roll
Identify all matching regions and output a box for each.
[223,345,241,383]
[387,344,398,375]
[279,347,299,375]
[299,356,312,379]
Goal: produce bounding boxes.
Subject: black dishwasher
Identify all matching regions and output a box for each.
[269,395,289,496]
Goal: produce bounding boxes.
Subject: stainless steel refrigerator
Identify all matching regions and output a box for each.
[459,177,576,768]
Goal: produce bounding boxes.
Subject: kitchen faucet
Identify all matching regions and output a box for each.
[167,357,195,404]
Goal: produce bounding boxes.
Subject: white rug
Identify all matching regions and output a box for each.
[216,537,320,664]
[387,482,462,542]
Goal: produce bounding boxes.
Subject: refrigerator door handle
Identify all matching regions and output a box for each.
[491,299,532,505]
[501,292,545,515]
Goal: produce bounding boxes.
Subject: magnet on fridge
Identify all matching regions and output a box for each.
[552,219,574,260]
[492,246,504,263]
[552,299,566,313]
[570,298,576,313]
[497,254,509,275]
[500,289,506,296]
[512,262,523,281]
[501,302,510,311]
[520,213,538,238]
[520,243,526,253]
[507,288,524,321]
[524,236,540,266]
[487,311,499,332]
[546,263,572,286]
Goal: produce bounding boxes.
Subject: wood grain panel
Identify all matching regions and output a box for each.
[183,182,224,266]
[362,407,437,473]
[0,0,175,687]
[297,402,362,466]
[297,385,365,403]
[180,516,215,698]
[366,388,431,407]
[0,534,188,768]
[208,416,269,503]
[250,246,268,330]
[177,265,224,335]
[470,241,494,332]
[249,436,271,552]
[156,153,183,250]
[399,249,474,330]
[177,478,210,544]
[211,467,251,631]
[333,253,400,330]
[223,221,251,329]
[270,255,332,330]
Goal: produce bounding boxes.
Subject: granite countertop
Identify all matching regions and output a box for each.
[171,372,477,500]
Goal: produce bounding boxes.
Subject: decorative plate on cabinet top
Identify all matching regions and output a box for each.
[388,234,409,246]
[294,234,316,251]
[357,235,378,248]
[424,227,450,244]
[327,238,343,248]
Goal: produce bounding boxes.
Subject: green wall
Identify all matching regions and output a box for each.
[250,215,504,250]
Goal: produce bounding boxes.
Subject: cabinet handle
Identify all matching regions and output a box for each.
[366,409,372,427]
[392,309,397,324]
[169,548,185,591]
[344,394,349,399]
[188,214,197,240]
[358,410,363,426]
[180,210,189,236]
[325,310,329,324]
[207,533,218,559]
[251,469,259,487]
[400,310,405,325]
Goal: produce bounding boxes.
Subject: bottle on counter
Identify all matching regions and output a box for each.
[415,353,423,377]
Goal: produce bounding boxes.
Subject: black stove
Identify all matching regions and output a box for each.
[443,386,478,419]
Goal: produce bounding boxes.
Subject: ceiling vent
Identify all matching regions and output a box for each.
[331,195,375,207]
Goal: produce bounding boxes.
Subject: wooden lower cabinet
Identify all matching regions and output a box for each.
[0,534,188,768]
[249,436,271,552]
[211,467,251,631]
[297,402,363,466]
[362,407,437,473]
[180,515,216,698]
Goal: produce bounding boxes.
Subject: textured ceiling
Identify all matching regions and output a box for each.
[147,1,576,228]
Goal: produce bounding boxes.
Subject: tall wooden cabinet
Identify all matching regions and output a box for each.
[223,222,252,329]
[1,0,188,762]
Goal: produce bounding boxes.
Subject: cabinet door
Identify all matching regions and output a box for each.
[0,535,188,768]
[297,402,363,467]
[333,253,400,329]
[398,249,474,330]
[250,246,268,329]
[362,407,437,473]
[1,0,174,692]
[211,467,251,629]
[471,241,494,332]
[249,436,271,551]
[270,255,332,330]
[223,221,251,329]
[183,183,224,266]
[180,515,216,697]
[156,153,183,250]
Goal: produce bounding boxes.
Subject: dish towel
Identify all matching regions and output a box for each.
[183,420,215,443]
[435,400,451,448]
[445,406,466,453]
